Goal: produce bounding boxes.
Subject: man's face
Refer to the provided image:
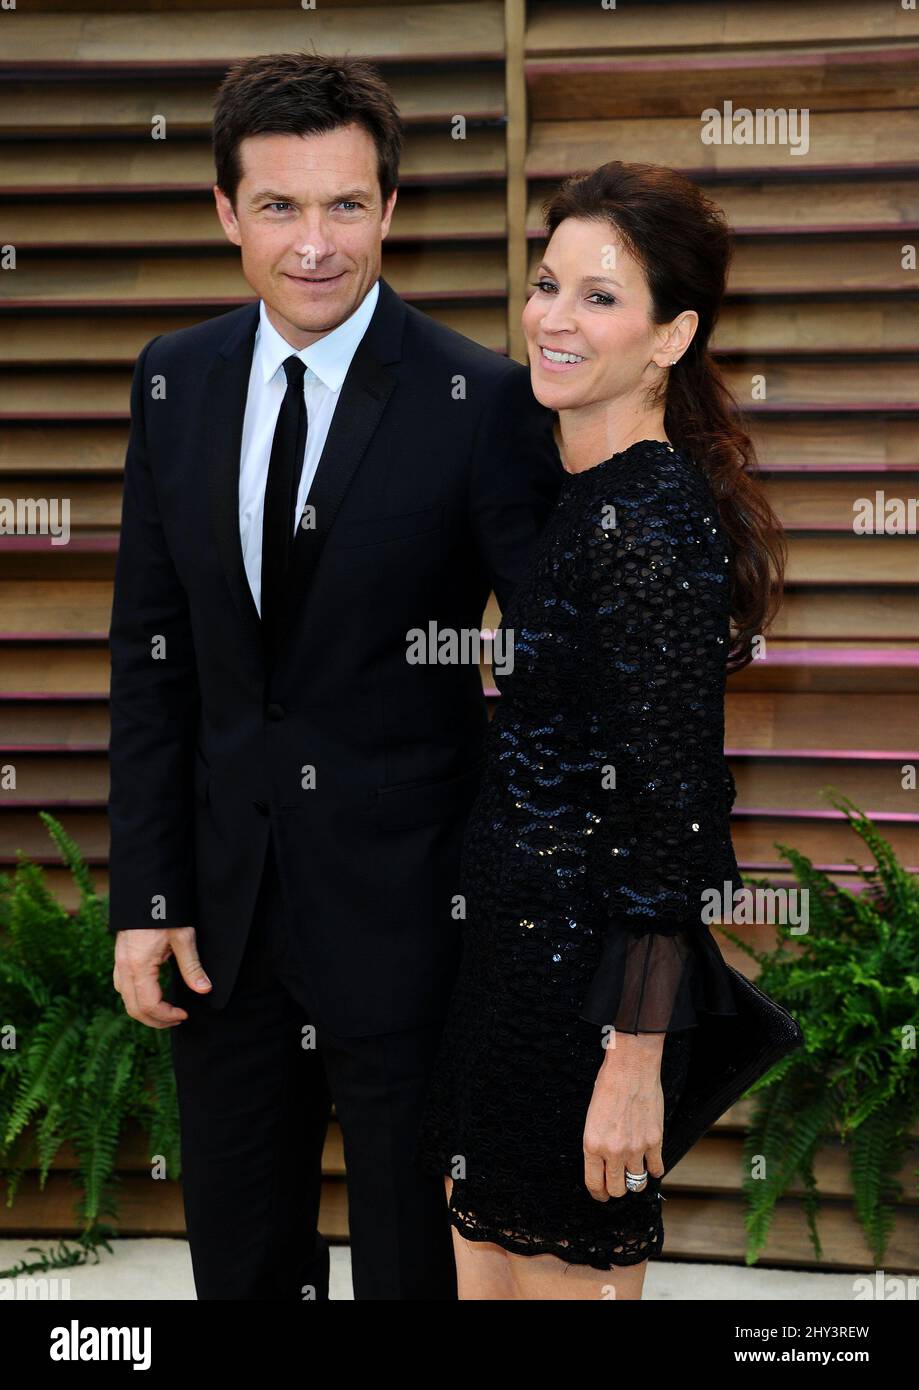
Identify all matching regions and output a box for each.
[214,122,397,348]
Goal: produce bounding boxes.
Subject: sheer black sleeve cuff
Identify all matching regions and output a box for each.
[579,924,739,1033]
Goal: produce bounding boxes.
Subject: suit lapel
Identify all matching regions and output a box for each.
[281,338,397,641]
[205,300,263,658]
[205,278,406,670]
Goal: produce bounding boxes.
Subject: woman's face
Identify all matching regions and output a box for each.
[521,217,693,415]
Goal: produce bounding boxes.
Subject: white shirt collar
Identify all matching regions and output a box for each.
[255,278,380,391]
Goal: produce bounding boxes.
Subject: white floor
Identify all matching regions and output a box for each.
[0,1238,868,1300]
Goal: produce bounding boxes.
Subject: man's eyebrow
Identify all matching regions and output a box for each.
[247,189,293,206]
[537,262,623,288]
[247,187,376,205]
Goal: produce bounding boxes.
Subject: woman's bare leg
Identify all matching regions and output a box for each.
[444,1176,516,1299]
[504,1247,648,1300]
[443,1176,648,1299]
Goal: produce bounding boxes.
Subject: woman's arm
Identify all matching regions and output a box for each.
[575,451,739,1196]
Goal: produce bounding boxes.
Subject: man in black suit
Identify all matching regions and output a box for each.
[109,53,561,1300]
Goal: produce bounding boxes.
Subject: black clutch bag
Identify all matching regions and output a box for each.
[661,965,804,1172]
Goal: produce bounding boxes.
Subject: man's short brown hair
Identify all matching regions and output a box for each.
[213,52,404,206]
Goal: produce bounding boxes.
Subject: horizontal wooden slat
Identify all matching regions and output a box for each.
[660,1192,919,1270]
[0,642,110,693]
[761,473,919,529]
[748,417,919,469]
[0,1170,350,1240]
[731,755,918,815]
[527,110,919,179]
[713,302,919,355]
[728,813,919,872]
[773,590,919,640]
[726,692,919,750]
[526,0,918,55]
[529,176,919,237]
[783,537,918,585]
[0,3,506,68]
[728,646,919,695]
[668,1133,919,1202]
[526,45,919,121]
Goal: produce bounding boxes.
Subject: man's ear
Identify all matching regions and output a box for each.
[380,186,398,240]
[214,184,242,248]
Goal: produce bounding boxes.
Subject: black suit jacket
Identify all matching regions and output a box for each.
[107,275,563,1035]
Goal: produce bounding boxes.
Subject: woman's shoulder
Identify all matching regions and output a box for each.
[569,439,718,523]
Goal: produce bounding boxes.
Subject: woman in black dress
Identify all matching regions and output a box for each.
[417,162,786,1299]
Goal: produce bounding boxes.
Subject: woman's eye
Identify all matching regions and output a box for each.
[528,280,614,306]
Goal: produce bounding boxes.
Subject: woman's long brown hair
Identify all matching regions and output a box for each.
[542,161,787,673]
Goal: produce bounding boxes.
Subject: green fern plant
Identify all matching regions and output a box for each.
[0,812,181,1276]
[716,789,919,1266]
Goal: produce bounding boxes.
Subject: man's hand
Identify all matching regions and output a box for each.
[113,926,212,1029]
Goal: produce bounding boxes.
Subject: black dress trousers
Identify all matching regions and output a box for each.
[167,830,457,1300]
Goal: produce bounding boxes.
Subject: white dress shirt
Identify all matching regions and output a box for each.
[238,278,380,615]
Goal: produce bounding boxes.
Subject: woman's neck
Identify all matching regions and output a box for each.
[553,406,669,475]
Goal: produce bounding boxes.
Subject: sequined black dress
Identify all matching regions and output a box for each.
[417,438,744,1270]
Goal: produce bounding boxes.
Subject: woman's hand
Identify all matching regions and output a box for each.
[583,1031,666,1200]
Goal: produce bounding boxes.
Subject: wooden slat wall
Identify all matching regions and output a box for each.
[1,0,916,1274]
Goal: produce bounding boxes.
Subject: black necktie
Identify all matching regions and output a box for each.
[261,354,307,658]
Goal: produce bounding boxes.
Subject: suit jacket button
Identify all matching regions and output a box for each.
[253,800,269,816]
[266,703,285,721]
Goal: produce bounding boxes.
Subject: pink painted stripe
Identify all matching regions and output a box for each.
[753,648,919,666]
[739,859,919,874]
[726,747,919,760]
[0,631,108,641]
[0,692,106,700]
[730,806,919,822]
[526,160,919,181]
[527,224,919,238]
[739,401,919,412]
[0,535,118,551]
[758,463,919,472]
